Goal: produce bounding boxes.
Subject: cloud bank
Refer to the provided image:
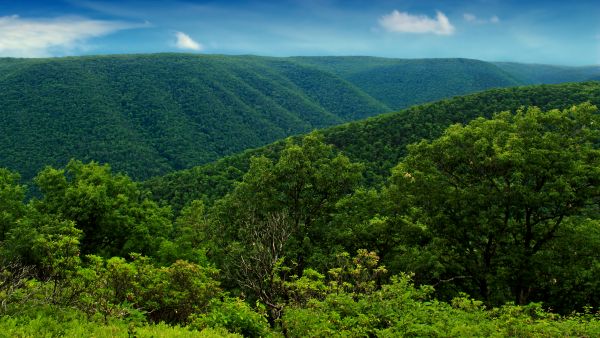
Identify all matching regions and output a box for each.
[174,31,202,51]
[379,10,455,35]
[0,15,136,57]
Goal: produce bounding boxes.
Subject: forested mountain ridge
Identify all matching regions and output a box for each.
[2,53,595,182]
[291,56,523,109]
[1,100,598,336]
[0,54,388,180]
[145,81,600,211]
[494,62,600,84]
[1,66,600,336]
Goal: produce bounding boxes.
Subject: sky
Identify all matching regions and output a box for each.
[0,0,599,65]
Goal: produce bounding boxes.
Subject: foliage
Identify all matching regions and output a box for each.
[292,56,522,110]
[0,168,26,242]
[1,80,600,335]
[33,160,172,257]
[494,62,600,84]
[388,103,600,306]
[190,297,271,338]
[0,306,242,337]
[211,133,363,319]
[4,54,595,183]
[0,54,388,181]
[74,254,221,323]
[147,81,600,211]
[282,274,600,337]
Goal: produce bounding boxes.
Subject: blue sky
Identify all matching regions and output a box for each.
[0,0,598,65]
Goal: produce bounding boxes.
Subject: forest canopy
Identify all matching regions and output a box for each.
[0,101,599,336]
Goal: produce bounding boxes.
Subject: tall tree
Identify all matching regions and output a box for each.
[212,133,363,318]
[215,133,363,273]
[33,160,172,257]
[0,168,26,242]
[389,103,600,304]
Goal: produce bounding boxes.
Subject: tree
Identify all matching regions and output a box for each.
[389,103,600,305]
[212,133,363,321]
[214,133,363,274]
[33,160,172,257]
[0,168,26,242]
[229,211,293,322]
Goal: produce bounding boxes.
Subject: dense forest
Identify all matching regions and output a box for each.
[146,81,600,211]
[1,79,599,336]
[493,62,600,84]
[1,54,599,183]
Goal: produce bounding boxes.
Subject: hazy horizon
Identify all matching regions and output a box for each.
[1,0,599,66]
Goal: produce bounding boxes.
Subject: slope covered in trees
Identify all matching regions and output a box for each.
[494,62,600,84]
[1,101,599,336]
[2,54,593,182]
[291,56,523,110]
[146,81,600,211]
[0,54,388,180]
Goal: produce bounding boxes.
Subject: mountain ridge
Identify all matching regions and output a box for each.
[2,53,599,181]
[144,81,600,211]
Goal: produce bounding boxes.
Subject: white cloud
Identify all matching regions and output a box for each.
[379,10,455,36]
[174,31,203,51]
[463,13,477,23]
[0,15,137,57]
[463,13,500,24]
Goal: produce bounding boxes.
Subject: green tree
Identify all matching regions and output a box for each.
[215,133,363,273]
[157,200,212,265]
[389,103,600,305]
[212,133,363,321]
[33,160,172,257]
[0,168,26,242]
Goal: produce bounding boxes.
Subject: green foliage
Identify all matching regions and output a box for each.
[74,254,221,324]
[389,103,600,305]
[282,274,600,337]
[0,54,388,181]
[0,306,242,337]
[190,297,270,338]
[1,211,82,294]
[293,56,522,110]
[494,62,600,84]
[0,168,26,242]
[5,54,594,184]
[34,160,172,257]
[2,75,600,335]
[531,218,600,313]
[147,81,600,210]
[157,200,212,265]
[214,133,363,258]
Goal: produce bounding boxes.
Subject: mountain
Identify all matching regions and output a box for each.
[144,81,600,211]
[494,62,600,84]
[0,54,388,180]
[1,53,596,181]
[291,57,522,110]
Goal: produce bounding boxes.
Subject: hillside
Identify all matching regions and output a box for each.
[145,81,600,210]
[2,54,597,181]
[0,55,543,181]
[494,62,600,84]
[0,54,389,180]
[291,57,522,110]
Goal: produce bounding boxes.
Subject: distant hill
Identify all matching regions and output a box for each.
[144,81,600,211]
[0,54,388,180]
[1,53,597,181]
[291,57,522,110]
[0,54,536,179]
[494,62,600,84]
